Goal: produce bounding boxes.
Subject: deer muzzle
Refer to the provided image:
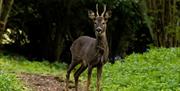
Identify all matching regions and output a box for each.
[96,27,103,33]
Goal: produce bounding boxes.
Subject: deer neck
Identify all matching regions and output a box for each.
[96,32,108,53]
[96,32,109,64]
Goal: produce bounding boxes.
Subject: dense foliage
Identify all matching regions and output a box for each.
[0,0,179,63]
[83,48,180,90]
[0,0,153,63]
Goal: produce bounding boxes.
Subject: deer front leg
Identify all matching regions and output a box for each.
[87,66,92,91]
[97,65,102,91]
[65,61,78,91]
[74,64,87,91]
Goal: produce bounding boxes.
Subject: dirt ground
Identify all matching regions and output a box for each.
[18,73,85,91]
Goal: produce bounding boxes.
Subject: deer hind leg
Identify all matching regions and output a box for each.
[74,64,87,91]
[87,66,93,91]
[66,61,78,91]
[97,65,102,91]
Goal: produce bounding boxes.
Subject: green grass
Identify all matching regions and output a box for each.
[88,48,180,91]
[0,48,179,91]
[0,73,27,91]
[0,54,67,91]
[0,55,67,76]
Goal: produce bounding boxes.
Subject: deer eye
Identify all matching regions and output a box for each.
[102,22,105,25]
[94,22,97,25]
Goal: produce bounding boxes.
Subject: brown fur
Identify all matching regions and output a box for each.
[65,4,111,91]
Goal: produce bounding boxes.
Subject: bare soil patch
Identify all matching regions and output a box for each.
[18,73,84,91]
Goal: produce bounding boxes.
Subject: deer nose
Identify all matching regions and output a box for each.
[96,27,102,32]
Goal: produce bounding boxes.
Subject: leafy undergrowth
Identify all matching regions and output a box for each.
[87,48,180,91]
[0,48,179,91]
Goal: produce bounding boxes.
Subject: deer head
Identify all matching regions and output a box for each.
[88,4,111,37]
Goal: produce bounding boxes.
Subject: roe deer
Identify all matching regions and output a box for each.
[65,4,111,91]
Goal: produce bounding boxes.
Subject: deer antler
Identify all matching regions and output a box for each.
[96,4,99,16]
[101,4,106,16]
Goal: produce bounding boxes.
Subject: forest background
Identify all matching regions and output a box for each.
[0,0,179,63]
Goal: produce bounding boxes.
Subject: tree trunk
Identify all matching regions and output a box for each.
[145,0,179,47]
[0,0,14,41]
[0,0,2,16]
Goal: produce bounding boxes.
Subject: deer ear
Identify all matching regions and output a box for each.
[105,10,112,19]
[88,10,95,20]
